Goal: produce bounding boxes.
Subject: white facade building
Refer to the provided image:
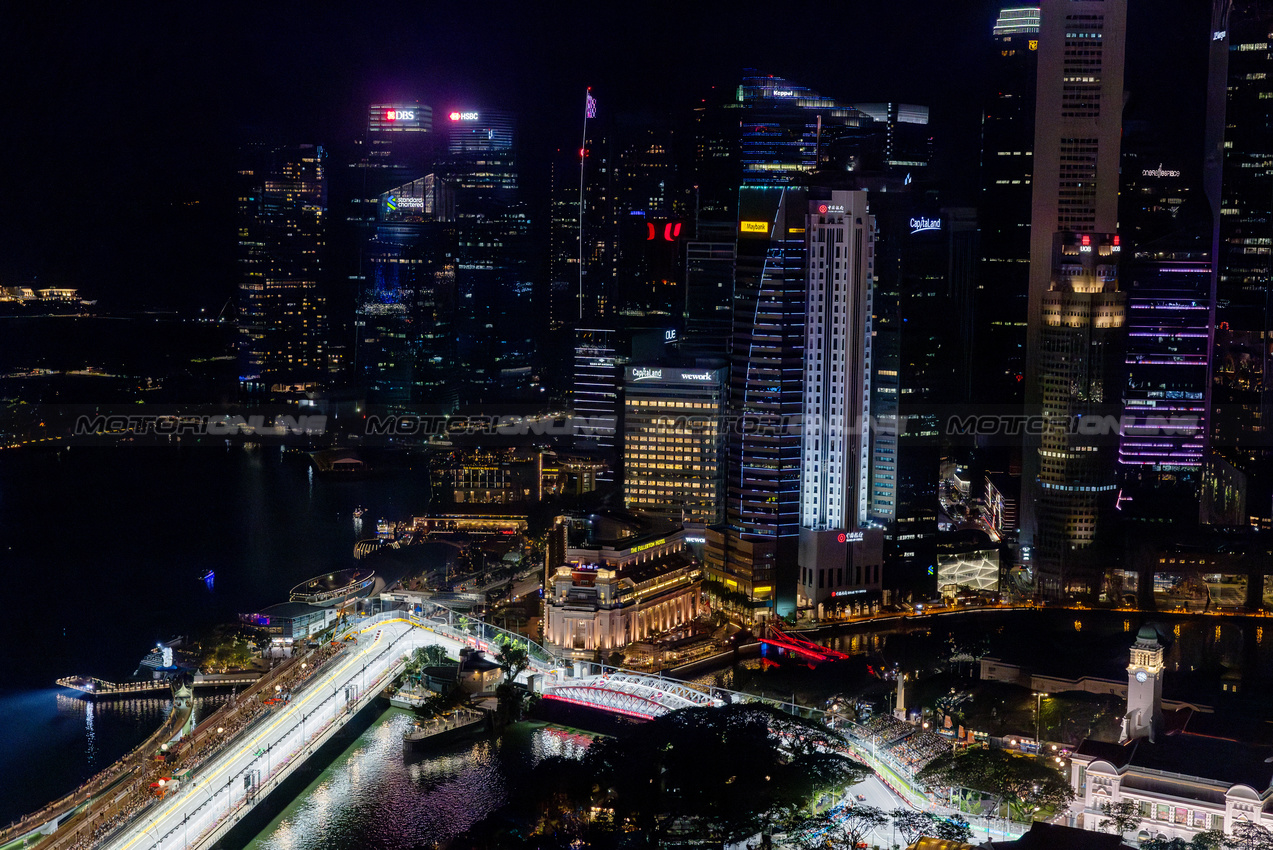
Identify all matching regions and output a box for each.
[796,189,884,610]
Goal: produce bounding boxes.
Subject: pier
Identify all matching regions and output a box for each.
[55,673,262,700]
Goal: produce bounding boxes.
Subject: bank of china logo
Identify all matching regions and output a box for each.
[386,196,398,212]
[818,204,828,214]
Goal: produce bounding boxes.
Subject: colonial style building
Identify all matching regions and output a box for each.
[543,513,703,658]
[1069,625,1273,844]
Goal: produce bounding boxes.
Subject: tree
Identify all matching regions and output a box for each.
[1193,830,1226,850]
[496,642,530,682]
[824,805,887,849]
[550,704,870,847]
[1099,799,1143,839]
[1227,823,1273,850]
[891,808,935,846]
[419,644,448,666]
[932,815,974,843]
[916,748,1073,823]
[1142,839,1189,850]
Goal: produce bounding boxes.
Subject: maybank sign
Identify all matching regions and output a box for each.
[909,216,941,235]
[740,221,769,234]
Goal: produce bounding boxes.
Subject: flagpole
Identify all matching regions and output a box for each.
[578,87,589,322]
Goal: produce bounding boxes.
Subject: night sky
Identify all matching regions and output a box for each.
[0,1,1203,314]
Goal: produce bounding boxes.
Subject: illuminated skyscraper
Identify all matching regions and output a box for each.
[237,143,329,394]
[352,177,457,408]
[704,185,807,619]
[439,109,534,401]
[1034,232,1126,597]
[1023,0,1127,593]
[795,189,885,612]
[622,364,726,526]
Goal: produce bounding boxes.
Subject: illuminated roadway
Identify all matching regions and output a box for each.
[101,617,484,850]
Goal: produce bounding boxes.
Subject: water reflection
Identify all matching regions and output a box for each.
[248,711,593,850]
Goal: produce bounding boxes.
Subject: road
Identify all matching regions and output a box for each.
[848,773,910,847]
[102,619,462,850]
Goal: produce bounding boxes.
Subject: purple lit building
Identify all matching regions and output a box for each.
[1118,253,1210,477]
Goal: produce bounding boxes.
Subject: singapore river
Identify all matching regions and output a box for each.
[231,710,595,850]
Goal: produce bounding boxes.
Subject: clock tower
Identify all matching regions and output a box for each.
[1120,624,1168,743]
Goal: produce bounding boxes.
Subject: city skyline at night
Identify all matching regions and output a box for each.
[7,3,1273,850]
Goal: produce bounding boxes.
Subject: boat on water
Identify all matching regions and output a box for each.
[353,506,365,518]
[289,568,376,608]
[403,709,489,751]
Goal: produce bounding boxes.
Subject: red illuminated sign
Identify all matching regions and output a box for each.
[449,111,479,121]
[818,204,828,214]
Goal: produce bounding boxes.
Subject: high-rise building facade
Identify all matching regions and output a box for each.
[979,6,1040,401]
[622,364,727,526]
[1034,232,1127,597]
[1023,0,1128,589]
[1212,3,1273,503]
[237,143,329,394]
[704,185,808,619]
[796,189,885,611]
[572,328,622,468]
[438,109,534,401]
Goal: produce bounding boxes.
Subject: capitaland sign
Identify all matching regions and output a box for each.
[630,367,663,382]
[909,216,941,234]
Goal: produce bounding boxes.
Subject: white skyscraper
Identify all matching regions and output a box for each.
[797,190,884,612]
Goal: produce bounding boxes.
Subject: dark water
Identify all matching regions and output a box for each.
[0,445,434,825]
[238,711,594,850]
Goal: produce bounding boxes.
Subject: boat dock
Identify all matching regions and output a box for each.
[56,672,261,700]
[402,708,489,750]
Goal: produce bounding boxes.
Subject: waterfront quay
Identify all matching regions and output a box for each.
[0,646,343,850]
[54,675,262,701]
